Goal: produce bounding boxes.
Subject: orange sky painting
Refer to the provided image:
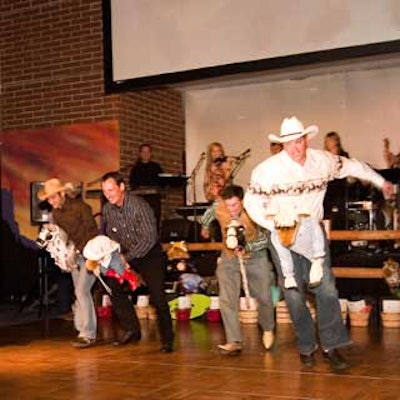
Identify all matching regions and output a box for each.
[1,121,119,239]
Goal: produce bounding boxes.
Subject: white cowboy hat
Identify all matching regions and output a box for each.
[83,235,120,261]
[268,116,319,143]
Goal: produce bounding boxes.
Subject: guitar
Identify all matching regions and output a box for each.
[384,138,400,168]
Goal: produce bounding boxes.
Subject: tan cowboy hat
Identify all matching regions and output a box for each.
[37,178,70,201]
[268,116,319,143]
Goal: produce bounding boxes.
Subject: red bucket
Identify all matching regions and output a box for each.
[206,309,221,322]
[176,308,191,321]
[96,306,112,319]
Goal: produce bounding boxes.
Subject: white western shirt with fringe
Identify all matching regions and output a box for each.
[244,148,385,230]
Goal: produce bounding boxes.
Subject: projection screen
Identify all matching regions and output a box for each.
[103,0,400,92]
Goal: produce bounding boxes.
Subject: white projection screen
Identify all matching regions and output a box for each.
[103,0,400,92]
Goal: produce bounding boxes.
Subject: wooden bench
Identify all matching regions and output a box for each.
[162,230,400,279]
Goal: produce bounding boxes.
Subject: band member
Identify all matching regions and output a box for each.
[129,143,163,229]
[203,142,234,202]
[244,116,393,370]
[384,138,400,169]
[269,141,283,155]
[324,131,349,157]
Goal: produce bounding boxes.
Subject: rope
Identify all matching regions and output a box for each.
[93,268,113,296]
[238,255,251,309]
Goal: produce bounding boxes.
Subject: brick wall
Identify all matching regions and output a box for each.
[0,0,186,212]
[119,90,185,174]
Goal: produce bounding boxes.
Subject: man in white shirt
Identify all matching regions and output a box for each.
[244,116,393,370]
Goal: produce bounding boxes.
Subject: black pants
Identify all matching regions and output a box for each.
[104,276,141,334]
[129,243,174,345]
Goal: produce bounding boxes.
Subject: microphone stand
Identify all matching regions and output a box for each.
[187,152,205,241]
[227,149,251,183]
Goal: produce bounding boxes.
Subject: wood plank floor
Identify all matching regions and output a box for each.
[0,315,399,400]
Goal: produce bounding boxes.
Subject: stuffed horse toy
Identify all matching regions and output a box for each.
[166,241,205,294]
[382,258,400,289]
[166,241,191,272]
[36,223,78,272]
[83,235,140,292]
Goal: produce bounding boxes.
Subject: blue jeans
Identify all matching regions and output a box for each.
[71,255,97,340]
[216,250,275,343]
[269,241,350,355]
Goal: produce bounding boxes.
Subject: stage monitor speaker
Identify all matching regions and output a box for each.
[30,182,51,225]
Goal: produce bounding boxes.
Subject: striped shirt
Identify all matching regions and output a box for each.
[102,192,158,261]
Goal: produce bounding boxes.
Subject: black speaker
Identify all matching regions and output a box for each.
[30,182,51,225]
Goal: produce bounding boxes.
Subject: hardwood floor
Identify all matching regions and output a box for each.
[0,315,399,400]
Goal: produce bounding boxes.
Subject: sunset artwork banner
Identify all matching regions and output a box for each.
[1,121,119,240]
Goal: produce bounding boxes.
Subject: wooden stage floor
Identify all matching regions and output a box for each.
[0,315,399,400]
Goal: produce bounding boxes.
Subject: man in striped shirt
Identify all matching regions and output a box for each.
[101,171,174,353]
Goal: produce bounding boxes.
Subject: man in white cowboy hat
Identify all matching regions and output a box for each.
[38,178,99,348]
[244,116,393,370]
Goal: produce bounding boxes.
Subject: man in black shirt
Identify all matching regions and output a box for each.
[129,144,163,229]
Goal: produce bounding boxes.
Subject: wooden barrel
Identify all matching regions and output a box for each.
[239,309,258,324]
[349,311,370,327]
[381,312,400,328]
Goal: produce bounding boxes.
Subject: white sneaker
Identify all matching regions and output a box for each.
[309,259,324,287]
[284,276,297,289]
[262,331,274,350]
